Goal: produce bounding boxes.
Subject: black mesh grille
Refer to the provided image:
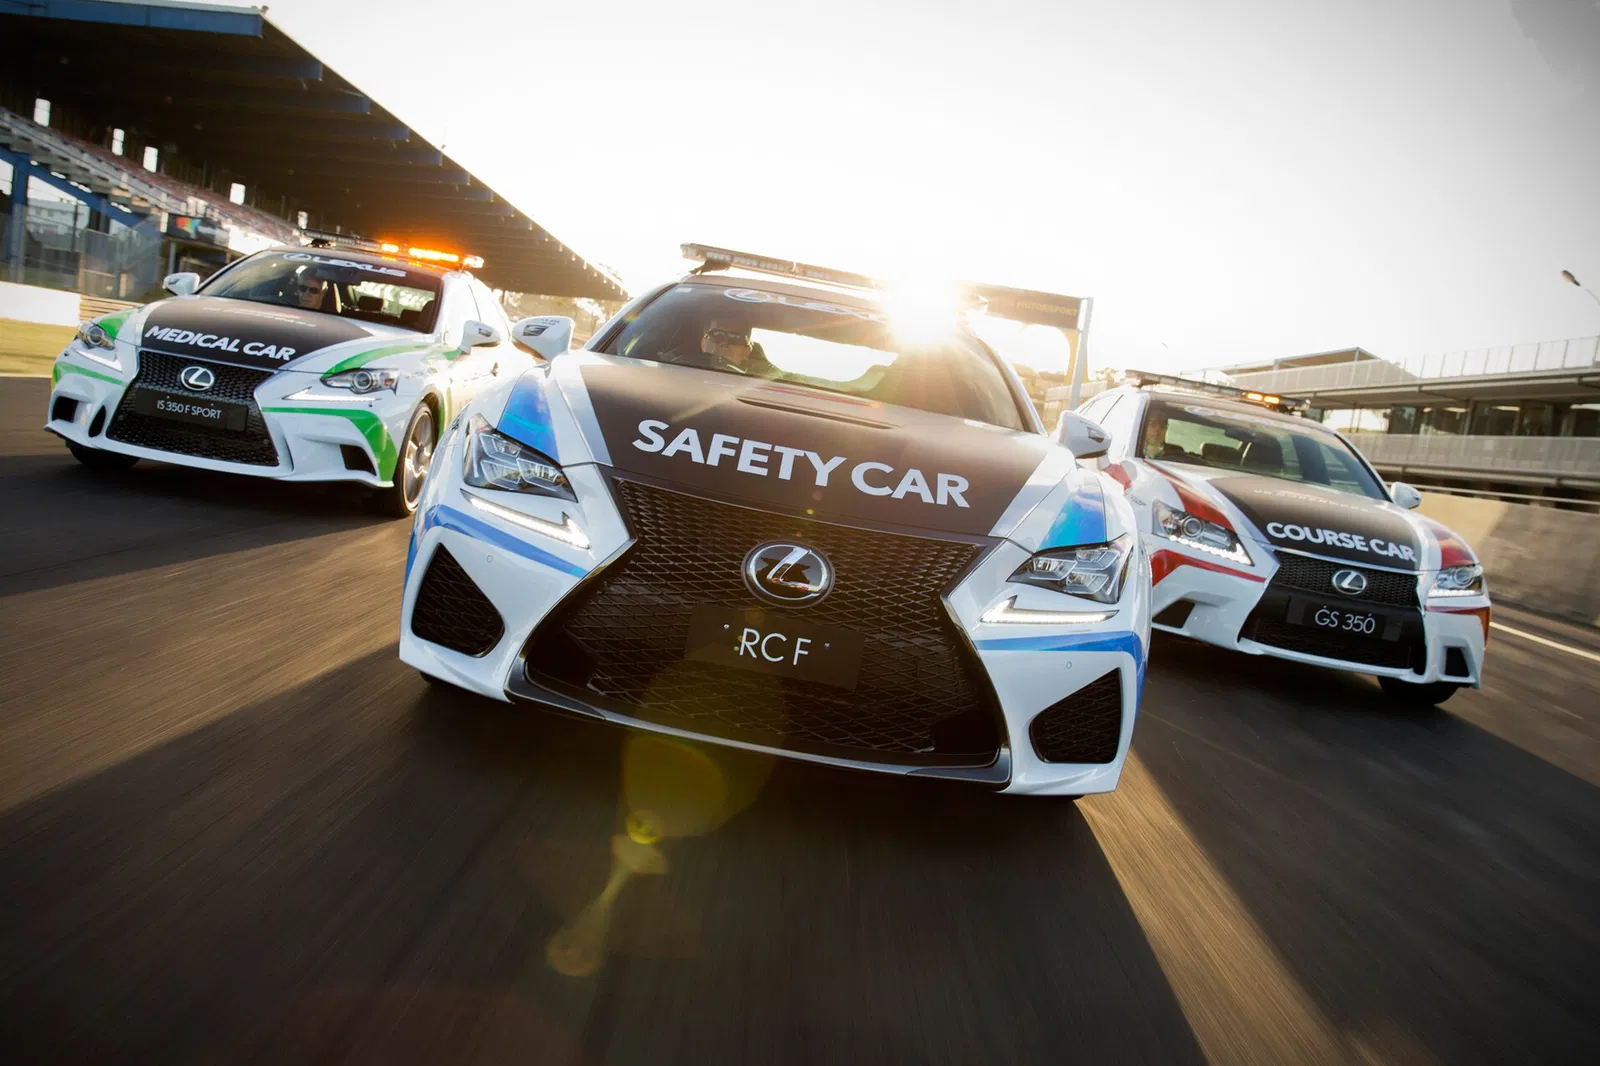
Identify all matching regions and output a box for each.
[524,478,1001,761]
[106,352,280,467]
[1270,552,1419,607]
[1247,617,1420,669]
[411,546,505,657]
[1250,551,1424,669]
[1029,671,1123,764]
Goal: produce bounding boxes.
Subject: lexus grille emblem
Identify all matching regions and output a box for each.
[1331,569,1368,596]
[743,542,833,606]
[179,365,215,391]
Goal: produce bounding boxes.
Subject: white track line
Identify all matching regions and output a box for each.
[1491,622,1600,665]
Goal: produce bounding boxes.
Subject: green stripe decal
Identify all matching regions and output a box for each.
[96,309,134,340]
[53,362,124,387]
[262,406,399,480]
[323,342,434,377]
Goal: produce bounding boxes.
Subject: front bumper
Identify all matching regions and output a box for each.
[46,350,415,487]
[398,426,1148,797]
[1146,537,1487,686]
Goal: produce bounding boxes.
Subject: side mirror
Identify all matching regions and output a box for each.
[460,319,503,350]
[1054,410,1111,459]
[163,272,200,297]
[1390,481,1423,510]
[511,315,575,361]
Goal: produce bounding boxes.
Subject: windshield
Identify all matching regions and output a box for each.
[1140,399,1388,500]
[202,252,443,333]
[598,284,1027,430]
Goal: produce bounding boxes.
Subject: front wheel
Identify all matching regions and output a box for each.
[1378,675,1460,707]
[377,403,436,518]
[67,441,138,471]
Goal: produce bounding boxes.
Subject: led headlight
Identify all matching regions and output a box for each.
[1429,564,1485,598]
[321,368,400,394]
[72,320,121,370]
[1009,535,1132,604]
[462,414,574,500]
[1152,499,1249,564]
[76,321,114,350]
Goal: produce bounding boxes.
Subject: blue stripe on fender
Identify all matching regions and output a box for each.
[433,503,589,577]
[1038,479,1108,550]
[404,504,440,584]
[975,629,1146,694]
[497,374,559,460]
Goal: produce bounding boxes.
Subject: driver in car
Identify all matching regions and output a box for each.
[1141,402,1172,458]
[700,316,774,376]
[294,273,330,311]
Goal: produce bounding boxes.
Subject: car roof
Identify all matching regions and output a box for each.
[1131,386,1330,429]
[265,245,457,279]
[676,271,888,311]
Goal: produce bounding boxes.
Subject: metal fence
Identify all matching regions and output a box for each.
[1226,336,1600,395]
[1350,432,1600,479]
[1,204,164,299]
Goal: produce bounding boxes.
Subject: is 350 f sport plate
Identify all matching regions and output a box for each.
[685,605,865,689]
[133,389,249,432]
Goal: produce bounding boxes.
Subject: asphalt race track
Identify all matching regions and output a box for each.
[2,376,1597,1065]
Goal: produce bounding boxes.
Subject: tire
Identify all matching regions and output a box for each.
[377,402,436,518]
[67,441,138,471]
[1378,675,1460,707]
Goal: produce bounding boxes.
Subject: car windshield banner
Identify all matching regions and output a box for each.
[1208,475,1422,569]
[138,296,370,369]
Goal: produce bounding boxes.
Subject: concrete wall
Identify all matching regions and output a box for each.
[0,282,81,327]
[1418,492,1600,625]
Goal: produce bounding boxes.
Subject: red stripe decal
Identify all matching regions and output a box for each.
[1149,463,1236,529]
[1419,516,1478,569]
[1101,459,1134,490]
[1150,548,1265,586]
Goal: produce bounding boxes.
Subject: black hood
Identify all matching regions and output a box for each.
[137,296,371,370]
[1208,474,1422,569]
[580,359,1053,536]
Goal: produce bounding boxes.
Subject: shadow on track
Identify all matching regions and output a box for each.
[1135,634,1600,1065]
[0,652,1207,1066]
[0,449,396,597]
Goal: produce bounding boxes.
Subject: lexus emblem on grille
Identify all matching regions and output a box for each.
[179,365,215,391]
[743,542,833,606]
[1331,568,1368,596]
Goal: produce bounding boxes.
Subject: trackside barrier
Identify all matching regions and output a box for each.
[1418,492,1600,625]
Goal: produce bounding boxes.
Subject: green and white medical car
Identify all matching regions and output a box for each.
[45,243,569,515]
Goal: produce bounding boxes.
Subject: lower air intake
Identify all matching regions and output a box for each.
[1029,671,1123,764]
[411,546,504,657]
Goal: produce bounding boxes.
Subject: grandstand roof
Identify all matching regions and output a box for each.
[0,0,626,300]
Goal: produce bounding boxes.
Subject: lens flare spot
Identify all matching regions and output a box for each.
[627,809,663,845]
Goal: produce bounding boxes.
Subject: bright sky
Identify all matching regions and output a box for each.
[234,0,1598,374]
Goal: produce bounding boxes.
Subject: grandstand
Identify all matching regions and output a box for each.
[1,0,625,304]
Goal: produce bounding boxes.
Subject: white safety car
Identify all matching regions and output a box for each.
[399,246,1150,796]
[1078,372,1490,706]
[45,242,549,515]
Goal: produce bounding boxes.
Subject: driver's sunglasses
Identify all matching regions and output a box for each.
[704,328,748,345]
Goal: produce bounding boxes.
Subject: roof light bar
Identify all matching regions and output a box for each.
[378,241,485,270]
[1123,369,1308,412]
[680,242,1085,330]
[301,228,381,252]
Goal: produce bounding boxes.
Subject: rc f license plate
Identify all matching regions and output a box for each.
[685,605,865,690]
